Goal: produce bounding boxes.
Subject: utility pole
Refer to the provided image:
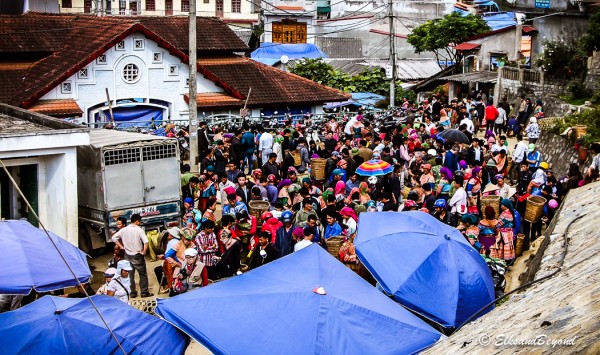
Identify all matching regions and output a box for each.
[188,0,199,173]
[388,0,395,107]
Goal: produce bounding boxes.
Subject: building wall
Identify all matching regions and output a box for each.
[470,28,521,70]
[39,33,224,124]
[531,15,590,68]
[60,0,258,22]
[264,14,315,44]
[0,134,89,246]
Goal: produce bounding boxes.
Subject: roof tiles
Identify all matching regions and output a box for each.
[28,99,83,116]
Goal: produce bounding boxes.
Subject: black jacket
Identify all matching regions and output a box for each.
[249,243,278,269]
[230,137,244,166]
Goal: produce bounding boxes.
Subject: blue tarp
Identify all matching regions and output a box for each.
[483,12,517,31]
[454,5,517,31]
[324,92,385,110]
[156,244,442,354]
[0,220,91,295]
[0,295,189,354]
[355,212,496,329]
[250,43,327,64]
[97,105,164,128]
[351,92,386,107]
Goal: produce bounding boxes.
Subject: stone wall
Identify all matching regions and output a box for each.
[586,51,600,92]
[497,73,573,118]
[424,181,600,354]
[535,129,591,177]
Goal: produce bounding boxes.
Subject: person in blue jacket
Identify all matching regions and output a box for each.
[240,124,255,173]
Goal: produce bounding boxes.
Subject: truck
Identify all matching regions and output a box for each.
[76,130,181,254]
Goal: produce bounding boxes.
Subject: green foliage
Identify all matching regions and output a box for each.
[581,9,600,52]
[407,13,490,67]
[289,58,416,104]
[432,84,448,100]
[535,37,587,79]
[549,106,600,147]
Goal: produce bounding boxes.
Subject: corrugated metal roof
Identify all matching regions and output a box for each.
[324,58,442,80]
[233,29,252,45]
[315,37,363,58]
[441,71,498,83]
[89,129,171,149]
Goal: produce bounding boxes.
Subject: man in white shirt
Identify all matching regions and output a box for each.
[257,125,273,166]
[459,116,474,134]
[111,214,152,298]
[294,227,315,252]
[491,135,507,153]
[448,178,467,226]
[510,133,528,183]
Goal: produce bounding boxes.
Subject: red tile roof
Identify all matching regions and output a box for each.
[454,42,481,51]
[184,92,245,109]
[274,6,305,11]
[0,13,348,112]
[28,99,83,116]
[522,26,537,34]
[198,56,350,107]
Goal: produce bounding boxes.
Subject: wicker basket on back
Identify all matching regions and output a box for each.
[248,200,270,219]
[311,158,327,180]
[290,150,301,166]
[325,236,345,258]
[481,195,501,218]
[524,195,546,222]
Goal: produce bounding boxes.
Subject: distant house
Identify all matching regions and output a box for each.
[0,104,89,245]
[0,13,349,126]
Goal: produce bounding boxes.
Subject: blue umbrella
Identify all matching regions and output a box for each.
[355,212,495,329]
[0,295,189,354]
[156,244,442,354]
[0,220,91,295]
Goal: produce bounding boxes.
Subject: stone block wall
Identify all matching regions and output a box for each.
[535,130,591,177]
[586,51,600,92]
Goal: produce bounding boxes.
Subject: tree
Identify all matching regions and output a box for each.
[407,12,491,69]
[581,9,600,52]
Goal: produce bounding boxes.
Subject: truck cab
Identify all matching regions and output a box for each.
[77,130,181,254]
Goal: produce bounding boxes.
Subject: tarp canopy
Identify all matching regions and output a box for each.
[100,105,164,128]
[483,12,517,31]
[324,92,385,110]
[156,244,442,354]
[250,43,327,64]
[0,220,91,295]
[355,212,495,329]
[0,295,188,354]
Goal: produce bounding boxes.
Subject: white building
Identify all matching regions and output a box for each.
[262,0,316,44]
[0,104,89,246]
[0,13,348,126]
[58,0,258,28]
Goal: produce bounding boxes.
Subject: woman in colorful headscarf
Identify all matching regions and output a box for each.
[340,206,358,238]
[334,180,347,202]
[478,206,500,258]
[358,181,371,204]
[273,135,284,165]
[436,166,453,201]
[466,166,482,214]
[277,179,292,208]
[458,214,480,247]
[346,187,361,205]
[319,187,334,209]
[496,199,516,264]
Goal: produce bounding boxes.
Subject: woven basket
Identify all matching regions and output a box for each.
[291,150,301,166]
[524,195,546,222]
[515,233,525,257]
[481,195,501,218]
[311,158,327,180]
[325,236,345,258]
[248,200,270,219]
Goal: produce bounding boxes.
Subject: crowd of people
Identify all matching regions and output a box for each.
[89,94,600,303]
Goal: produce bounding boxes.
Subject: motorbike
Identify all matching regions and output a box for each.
[484,255,507,299]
